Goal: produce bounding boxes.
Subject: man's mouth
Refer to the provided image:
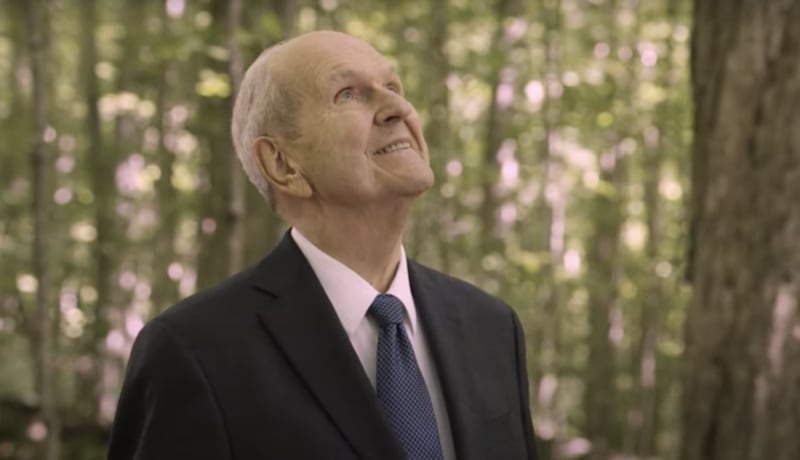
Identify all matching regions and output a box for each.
[374,140,413,155]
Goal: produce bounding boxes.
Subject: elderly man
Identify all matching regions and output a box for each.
[109,31,538,460]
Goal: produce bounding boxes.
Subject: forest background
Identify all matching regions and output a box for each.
[2,0,799,460]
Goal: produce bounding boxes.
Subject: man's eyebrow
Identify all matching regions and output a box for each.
[328,64,399,83]
[329,69,356,83]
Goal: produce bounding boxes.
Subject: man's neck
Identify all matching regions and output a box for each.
[291,203,411,292]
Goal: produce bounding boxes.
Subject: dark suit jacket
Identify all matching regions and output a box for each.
[108,234,538,459]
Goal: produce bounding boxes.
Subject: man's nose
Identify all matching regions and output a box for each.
[374,92,413,126]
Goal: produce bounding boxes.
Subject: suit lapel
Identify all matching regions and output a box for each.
[408,261,485,460]
[253,234,405,460]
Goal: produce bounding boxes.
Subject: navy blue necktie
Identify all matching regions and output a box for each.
[369,294,444,460]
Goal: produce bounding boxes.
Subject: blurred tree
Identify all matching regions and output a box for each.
[150,1,182,314]
[624,0,680,456]
[226,0,247,274]
[682,1,800,460]
[583,0,631,455]
[531,0,565,457]
[23,0,60,458]
[79,0,109,425]
[480,0,525,254]
[194,0,239,290]
[405,0,454,273]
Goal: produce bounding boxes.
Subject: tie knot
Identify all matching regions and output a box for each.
[368,294,405,327]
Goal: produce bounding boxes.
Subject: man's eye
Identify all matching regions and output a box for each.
[386,83,401,94]
[335,88,356,103]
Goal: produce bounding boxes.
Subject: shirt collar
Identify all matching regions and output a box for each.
[290,227,417,336]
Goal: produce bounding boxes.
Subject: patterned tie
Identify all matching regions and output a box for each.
[369,294,444,460]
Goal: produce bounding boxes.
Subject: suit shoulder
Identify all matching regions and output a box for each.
[409,260,513,315]
[154,264,261,329]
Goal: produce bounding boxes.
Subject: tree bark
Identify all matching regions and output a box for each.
[151,2,181,313]
[584,144,624,460]
[625,0,678,456]
[682,2,800,460]
[408,0,451,268]
[531,2,564,459]
[226,0,246,274]
[584,0,639,456]
[195,0,237,290]
[272,0,297,37]
[24,0,60,457]
[479,0,518,254]
[80,0,107,423]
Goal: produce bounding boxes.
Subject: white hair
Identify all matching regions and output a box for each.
[231,41,298,208]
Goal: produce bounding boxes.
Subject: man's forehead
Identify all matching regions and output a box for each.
[274,33,387,66]
[282,31,375,57]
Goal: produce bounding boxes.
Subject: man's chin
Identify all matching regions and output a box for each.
[406,171,435,196]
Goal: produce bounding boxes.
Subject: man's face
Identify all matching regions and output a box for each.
[274,32,434,207]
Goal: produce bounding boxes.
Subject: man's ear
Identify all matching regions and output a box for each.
[251,136,312,198]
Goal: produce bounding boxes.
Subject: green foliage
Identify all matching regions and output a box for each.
[0,0,693,458]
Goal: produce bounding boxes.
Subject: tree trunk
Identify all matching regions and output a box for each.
[625,2,679,456]
[151,3,181,313]
[584,0,636,456]
[195,0,236,290]
[682,2,800,460]
[408,0,451,268]
[80,0,107,423]
[479,0,519,255]
[531,1,564,459]
[272,0,297,37]
[226,0,246,274]
[24,0,60,457]
[584,148,624,460]
[584,74,619,460]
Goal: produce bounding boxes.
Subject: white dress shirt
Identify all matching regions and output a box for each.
[291,228,455,460]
